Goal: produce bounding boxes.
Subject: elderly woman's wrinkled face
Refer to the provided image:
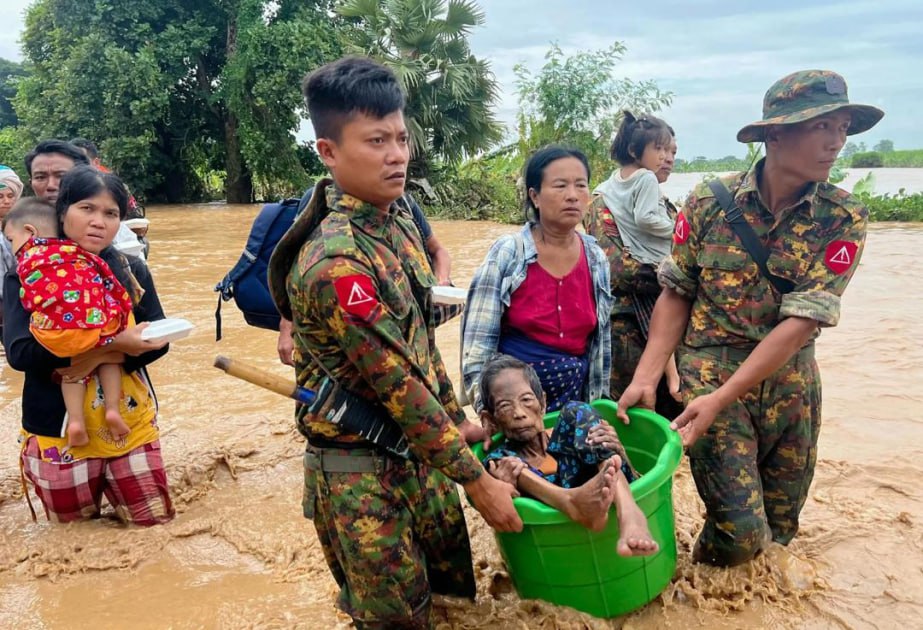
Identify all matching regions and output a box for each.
[485,368,547,444]
[61,191,121,255]
[0,187,15,216]
[528,157,590,231]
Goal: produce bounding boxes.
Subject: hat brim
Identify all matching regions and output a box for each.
[736,103,884,143]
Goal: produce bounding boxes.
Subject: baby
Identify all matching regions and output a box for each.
[479,354,657,557]
[2,199,133,446]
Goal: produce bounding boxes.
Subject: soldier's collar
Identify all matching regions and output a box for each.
[326,186,395,237]
[740,158,819,218]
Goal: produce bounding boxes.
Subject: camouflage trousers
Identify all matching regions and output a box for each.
[303,448,476,629]
[680,344,821,566]
[610,315,684,419]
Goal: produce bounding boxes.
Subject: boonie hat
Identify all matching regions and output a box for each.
[737,70,884,143]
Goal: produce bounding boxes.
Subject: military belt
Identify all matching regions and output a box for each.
[304,447,393,474]
[692,342,815,363]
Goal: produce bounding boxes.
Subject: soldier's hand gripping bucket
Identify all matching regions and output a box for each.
[470,399,682,618]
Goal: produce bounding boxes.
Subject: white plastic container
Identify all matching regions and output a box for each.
[123,218,150,231]
[431,286,467,305]
[141,318,195,344]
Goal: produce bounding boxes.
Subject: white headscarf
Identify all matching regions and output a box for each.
[0,165,24,203]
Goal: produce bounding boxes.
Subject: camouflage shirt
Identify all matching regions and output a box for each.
[284,185,482,485]
[659,159,868,348]
[584,195,665,316]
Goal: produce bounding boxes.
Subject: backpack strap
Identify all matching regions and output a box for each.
[707,180,795,295]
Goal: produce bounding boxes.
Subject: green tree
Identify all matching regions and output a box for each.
[841,141,860,159]
[15,0,340,203]
[0,58,29,129]
[514,42,673,182]
[337,0,503,177]
[873,139,894,153]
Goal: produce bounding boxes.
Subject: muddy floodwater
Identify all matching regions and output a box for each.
[1,204,922,629]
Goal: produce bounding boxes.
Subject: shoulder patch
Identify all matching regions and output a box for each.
[824,240,859,275]
[673,212,690,244]
[333,274,379,321]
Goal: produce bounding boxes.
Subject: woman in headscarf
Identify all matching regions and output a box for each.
[0,165,25,336]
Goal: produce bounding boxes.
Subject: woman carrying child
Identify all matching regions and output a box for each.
[4,194,134,445]
[2,166,174,526]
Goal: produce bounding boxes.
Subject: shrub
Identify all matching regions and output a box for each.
[858,191,923,222]
[851,151,884,168]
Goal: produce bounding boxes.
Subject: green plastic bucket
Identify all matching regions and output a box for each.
[470,399,683,618]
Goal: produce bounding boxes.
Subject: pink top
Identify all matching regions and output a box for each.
[503,245,597,355]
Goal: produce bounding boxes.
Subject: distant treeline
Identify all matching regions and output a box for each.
[676,148,923,173]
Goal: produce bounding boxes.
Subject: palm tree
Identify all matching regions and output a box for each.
[337,0,503,176]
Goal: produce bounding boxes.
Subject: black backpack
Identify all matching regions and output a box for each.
[214,188,313,340]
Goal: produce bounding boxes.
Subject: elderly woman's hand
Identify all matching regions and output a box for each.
[56,349,126,383]
[111,322,169,356]
[586,420,624,452]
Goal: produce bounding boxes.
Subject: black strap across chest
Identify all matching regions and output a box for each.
[707,180,795,295]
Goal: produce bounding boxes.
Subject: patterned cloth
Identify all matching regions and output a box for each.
[16,236,133,356]
[462,222,611,411]
[497,331,587,413]
[483,401,635,488]
[21,436,173,526]
[664,158,868,565]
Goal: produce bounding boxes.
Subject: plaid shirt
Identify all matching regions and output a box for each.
[461,223,612,410]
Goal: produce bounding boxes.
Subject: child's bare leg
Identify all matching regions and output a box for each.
[516,459,618,532]
[98,363,130,439]
[611,466,659,557]
[62,381,89,447]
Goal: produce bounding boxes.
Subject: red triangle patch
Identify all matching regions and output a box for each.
[824,241,858,275]
[334,274,378,320]
[673,212,689,244]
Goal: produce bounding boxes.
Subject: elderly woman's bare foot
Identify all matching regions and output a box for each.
[562,457,619,532]
[616,501,658,557]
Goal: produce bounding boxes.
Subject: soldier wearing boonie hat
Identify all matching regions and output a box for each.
[616,70,883,566]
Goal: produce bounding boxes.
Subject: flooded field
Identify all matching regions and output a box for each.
[1,205,922,629]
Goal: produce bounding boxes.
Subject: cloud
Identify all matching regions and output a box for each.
[470,0,922,157]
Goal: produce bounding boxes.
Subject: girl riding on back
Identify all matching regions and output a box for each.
[594,111,674,266]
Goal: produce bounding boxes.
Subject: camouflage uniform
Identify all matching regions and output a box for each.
[268,181,482,628]
[584,195,682,418]
[660,159,868,566]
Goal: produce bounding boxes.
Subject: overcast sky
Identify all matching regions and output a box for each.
[2,0,920,160]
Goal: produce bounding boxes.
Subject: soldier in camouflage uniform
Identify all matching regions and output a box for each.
[584,129,683,418]
[267,57,521,629]
[616,70,883,566]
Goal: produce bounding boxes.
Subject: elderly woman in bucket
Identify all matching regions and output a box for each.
[462,145,612,430]
[0,165,25,337]
[478,354,657,557]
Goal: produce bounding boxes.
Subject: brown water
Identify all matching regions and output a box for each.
[1,206,921,629]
